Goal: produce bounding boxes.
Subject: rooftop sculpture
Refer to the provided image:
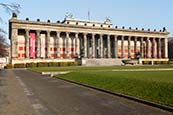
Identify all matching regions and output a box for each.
[105,16,111,23]
[65,12,73,19]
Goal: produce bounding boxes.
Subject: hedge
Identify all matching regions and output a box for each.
[143,61,151,65]
[4,64,13,69]
[4,61,78,69]
[14,63,25,68]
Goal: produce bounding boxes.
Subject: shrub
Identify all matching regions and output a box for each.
[59,62,68,66]
[26,62,37,68]
[4,64,13,69]
[67,62,73,66]
[73,61,78,66]
[48,62,54,67]
[169,61,173,64]
[37,62,48,67]
[154,61,161,64]
[143,61,151,65]
[14,63,25,68]
[161,61,168,64]
[53,62,60,66]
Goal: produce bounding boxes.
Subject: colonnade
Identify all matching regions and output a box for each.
[14,29,168,59]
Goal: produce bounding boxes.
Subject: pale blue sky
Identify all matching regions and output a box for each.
[1,0,173,43]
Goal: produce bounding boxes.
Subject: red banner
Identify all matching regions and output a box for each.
[30,33,36,58]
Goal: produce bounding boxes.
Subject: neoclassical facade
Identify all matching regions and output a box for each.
[9,14,169,65]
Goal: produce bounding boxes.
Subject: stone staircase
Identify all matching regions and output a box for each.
[81,58,122,66]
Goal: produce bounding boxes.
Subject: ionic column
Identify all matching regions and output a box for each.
[46,31,50,58]
[92,34,96,58]
[36,30,40,58]
[74,33,77,56]
[25,29,30,58]
[11,28,18,59]
[114,35,118,58]
[121,36,124,58]
[55,32,60,58]
[152,38,156,58]
[107,35,111,58]
[100,35,103,58]
[128,36,131,58]
[164,38,168,58]
[134,37,137,54]
[140,37,143,58]
[146,38,150,58]
[158,38,161,58]
[84,33,88,58]
[75,33,80,57]
[66,32,70,58]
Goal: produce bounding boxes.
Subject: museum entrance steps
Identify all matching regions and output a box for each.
[81,58,122,66]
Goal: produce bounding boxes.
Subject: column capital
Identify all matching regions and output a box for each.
[107,34,111,37]
[128,36,131,40]
[114,35,118,40]
[100,34,105,38]
[134,36,138,41]
[47,30,51,33]
[55,31,60,38]
[92,33,95,38]
[36,30,41,33]
[83,33,87,37]
[66,32,70,38]
[147,37,150,41]
[25,29,30,32]
[121,35,124,40]
[25,29,29,36]
[36,30,40,36]
[56,31,60,34]
[75,33,79,38]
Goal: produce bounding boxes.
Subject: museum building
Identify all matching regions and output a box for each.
[9,13,169,65]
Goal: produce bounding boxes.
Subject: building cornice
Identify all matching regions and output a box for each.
[9,19,169,36]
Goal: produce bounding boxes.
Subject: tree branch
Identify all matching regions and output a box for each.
[0,3,21,14]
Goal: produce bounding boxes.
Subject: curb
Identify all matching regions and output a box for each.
[56,77,173,113]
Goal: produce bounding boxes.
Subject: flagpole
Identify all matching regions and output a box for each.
[88,8,90,20]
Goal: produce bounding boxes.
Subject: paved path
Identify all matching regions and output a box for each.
[0,69,172,115]
[0,69,35,115]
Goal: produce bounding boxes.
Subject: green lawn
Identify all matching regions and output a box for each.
[29,65,173,73]
[29,65,173,107]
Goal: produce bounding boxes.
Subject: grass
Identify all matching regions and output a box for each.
[28,65,173,73]
[29,65,173,107]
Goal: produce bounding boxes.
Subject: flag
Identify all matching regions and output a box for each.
[88,9,90,20]
[29,33,36,58]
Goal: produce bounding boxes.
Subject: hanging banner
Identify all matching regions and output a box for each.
[40,34,45,58]
[30,33,36,58]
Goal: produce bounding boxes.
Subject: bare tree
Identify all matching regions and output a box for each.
[0,3,20,22]
[0,34,9,57]
[0,2,20,57]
